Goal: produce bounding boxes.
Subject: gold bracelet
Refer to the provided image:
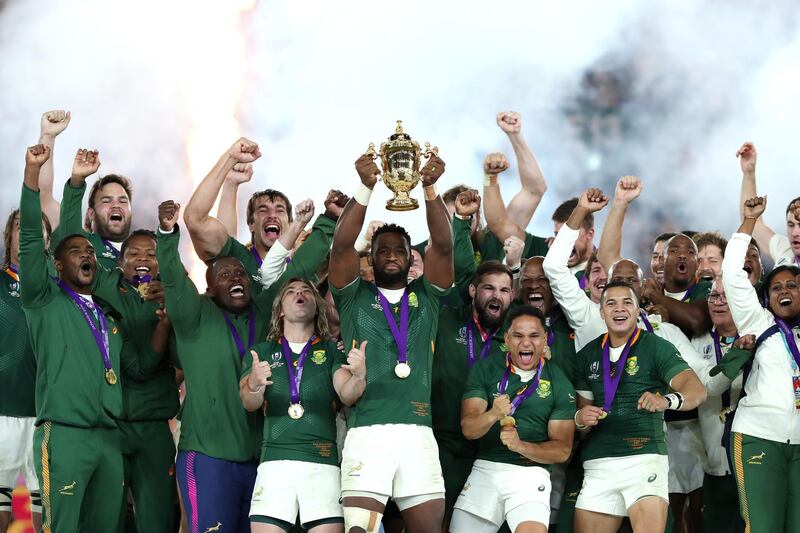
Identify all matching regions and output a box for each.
[484,174,498,187]
[423,185,438,201]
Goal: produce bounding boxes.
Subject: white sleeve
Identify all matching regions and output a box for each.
[722,233,772,337]
[543,226,596,331]
[258,241,291,289]
[769,233,794,266]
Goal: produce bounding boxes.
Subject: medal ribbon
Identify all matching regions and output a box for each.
[101,238,121,259]
[775,319,800,404]
[639,310,654,333]
[601,328,642,413]
[221,306,256,359]
[376,287,409,365]
[129,274,151,287]
[56,279,113,375]
[679,283,696,302]
[499,355,544,415]
[250,246,263,268]
[466,318,496,368]
[5,263,19,282]
[281,336,316,405]
[711,330,739,410]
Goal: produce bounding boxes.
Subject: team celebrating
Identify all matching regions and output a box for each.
[1,109,799,533]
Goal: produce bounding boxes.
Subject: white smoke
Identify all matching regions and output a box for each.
[1,0,798,269]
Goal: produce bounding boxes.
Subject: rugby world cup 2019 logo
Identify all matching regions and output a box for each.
[536,379,552,399]
[703,344,713,359]
[8,281,20,298]
[625,356,640,376]
[457,326,467,345]
[588,361,600,381]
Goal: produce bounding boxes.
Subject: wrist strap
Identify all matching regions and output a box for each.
[354,183,373,206]
[574,410,587,430]
[484,174,498,187]
[423,185,438,201]
[664,392,684,411]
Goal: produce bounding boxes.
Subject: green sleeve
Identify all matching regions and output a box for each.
[478,230,505,262]
[167,333,181,369]
[452,215,477,305]
[92,267,124,312]
[240,342,264,379]
[120,325,167,381]
[51,180,88,248]
[19,184,55,308]
[277,213,336,283]
[157,226,202,334]
[691,280,712,302]
[523,233,549,258]
[462,359,489,402]
[655,339,691,386]
[330,343,347,377]
[549,364,577,420]
[330,277,362,322]
[573,346,590,392]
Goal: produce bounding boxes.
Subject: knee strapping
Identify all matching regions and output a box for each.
[343,506,383,533]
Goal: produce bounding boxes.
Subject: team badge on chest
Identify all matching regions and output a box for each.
[625,356,639,376]
[536,379,552,398]
[311,350,327,365]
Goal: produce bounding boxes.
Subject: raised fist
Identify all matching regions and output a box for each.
[293,199,315,227]
[225,162,254,185]
[355,154,381,188]
[736,142,757,175]
[484,152,510,176]
[614,176,642,205]
[491,394,512,419]
[228,138,261,163]
[324,189,349,219]
[71,149,101,181]
[40,110,71,137]
[455,189,481,217]
[496,111,521,134]
[579,188,609,213]
[364,220,386,244]
[742,196,767,220]
[734,334,756,351]
[420,150,446,186]
[158,200,181,232]
[503,236,525,270]
[25,144,51,168]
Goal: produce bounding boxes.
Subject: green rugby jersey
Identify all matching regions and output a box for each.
[432,306,508,444]
[0,268,36,417]
[478,228,549,263]
[243,338,345,466]
[463,356,575,467]
[574,330,690,461]
[331,277,449,428]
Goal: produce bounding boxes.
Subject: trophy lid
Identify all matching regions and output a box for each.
[389,120,411,141]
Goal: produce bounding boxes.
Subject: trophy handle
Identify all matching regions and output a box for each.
[365,142,378,159]
[422,142,434,159]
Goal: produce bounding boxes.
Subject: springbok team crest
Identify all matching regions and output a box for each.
[499,343,509,353]
[408,292,419,307]
[625,356,640,376]
[311,350,327,365]
[536,379,552,399]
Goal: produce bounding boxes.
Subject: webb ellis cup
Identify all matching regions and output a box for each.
[365,120,433,211]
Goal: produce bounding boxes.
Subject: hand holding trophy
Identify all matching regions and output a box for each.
[364,120,435,211]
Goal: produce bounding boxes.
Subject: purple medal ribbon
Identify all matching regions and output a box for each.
[639,310,654,333]
[376,287,409,365]
[130,274,151,287]
[101,238,121,259]
[547,330,555,347]
[711,330,738,410]
[499,355,544,415]
[250,246,263,268]
[56,279,113,374]
[775,318,800,369]
[281,336,316,405]
[601,329,641,414]
[221,306,256,359]
[795,256,800,267]
[679,283,696,302]
[466,319,496,368]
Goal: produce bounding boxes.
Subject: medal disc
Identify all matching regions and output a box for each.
[105,368,118,385]
[500,416,516,427]
[597,410,608,420]
[288,403,304,419]
[394,362,411,379]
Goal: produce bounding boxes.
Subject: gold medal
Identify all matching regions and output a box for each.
[136,282,150,299]
[288,403,304,419]
[395,362,411,379]
[598,410,608,420]
[500,416,516,427]
[105,368,117,385]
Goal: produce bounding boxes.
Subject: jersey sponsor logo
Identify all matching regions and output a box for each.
[408,292,419,307]
[674,351,685,362]
[311,350,327,364]
[345,461,363,477]
[460,482,470,494]
[499,343,509,353]
[8,281,20,298]
[568,393,576,403]
[252,486,263,501]
[625,357,639,376]
[647,474,657,483]
[536,379,552,399]
[168,465,175,477]
[538,484,546,491]
[747,451,766,465]
[204,522,222,533]
[59,481,77,496]
[588,361,600,381]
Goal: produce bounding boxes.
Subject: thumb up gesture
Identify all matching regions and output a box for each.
[247,350,273,391]
[342,340,367,380]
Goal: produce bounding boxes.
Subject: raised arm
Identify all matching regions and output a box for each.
[496,112,548,228]
[420,150,453,288]
[183,138,261,261]
[157,201,202,332]
[736,142,775,255]
[257,199,314,289]
[216,162,253,238]
[37,110,71,228]
[452,190,481,302]
[333,340,367,406]
[52,149,102,244]
[329,154,378,289]
[240,349,272,412]
[20,145,55,308]
[482,152,525,243]
[597,176,642,270]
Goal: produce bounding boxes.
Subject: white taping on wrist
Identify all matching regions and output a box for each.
[664,392,684,411]
[354,183,373,206]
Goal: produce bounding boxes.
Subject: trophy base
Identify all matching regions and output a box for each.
[386,198,419,211]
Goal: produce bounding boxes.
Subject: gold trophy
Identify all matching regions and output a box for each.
[366,120,433,211]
